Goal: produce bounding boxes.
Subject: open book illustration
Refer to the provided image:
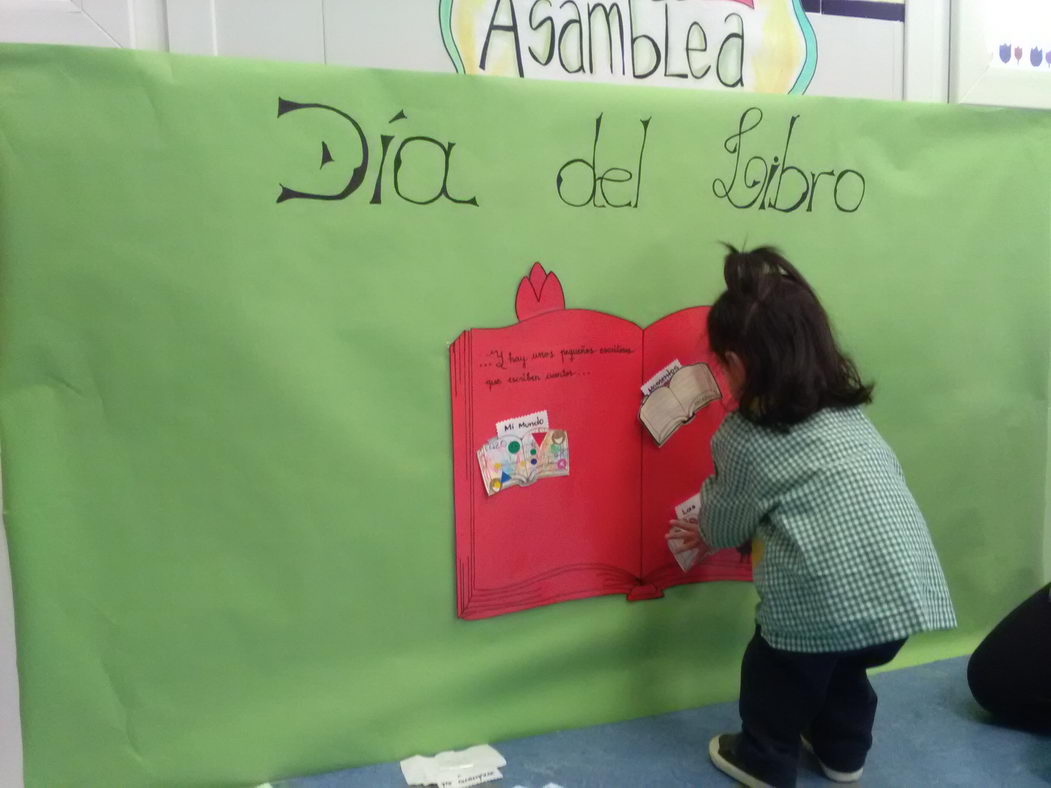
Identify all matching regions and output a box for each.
[640,363,722,446]
[450,263,752,620]
[477,428,569,495]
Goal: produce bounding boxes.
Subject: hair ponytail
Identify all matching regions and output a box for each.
[708,245,873,431]
[721,244,816,299]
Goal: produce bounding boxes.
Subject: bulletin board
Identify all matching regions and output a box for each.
[0,44,1048,786]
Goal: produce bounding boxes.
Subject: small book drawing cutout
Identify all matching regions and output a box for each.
[640,363,722,446]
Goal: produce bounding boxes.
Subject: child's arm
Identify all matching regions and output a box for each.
[697,430,766,550]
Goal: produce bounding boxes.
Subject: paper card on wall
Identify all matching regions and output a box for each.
[641,360,682,396]
[668,493,704,573]
[675,493,701,521]
[639,363,722,446]
[476,430,569,495]
[496,409,549,436]
[667,530,703,573]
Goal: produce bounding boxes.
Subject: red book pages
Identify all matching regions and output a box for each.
[451,264,751,619]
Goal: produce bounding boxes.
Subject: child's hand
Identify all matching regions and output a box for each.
[666,518,701,550]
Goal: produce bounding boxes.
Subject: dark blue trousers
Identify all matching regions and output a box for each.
[735,626,905,787]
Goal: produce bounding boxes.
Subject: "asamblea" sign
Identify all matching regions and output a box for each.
[439,0,817,94]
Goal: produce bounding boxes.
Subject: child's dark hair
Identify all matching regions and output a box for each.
[708,245,873,431]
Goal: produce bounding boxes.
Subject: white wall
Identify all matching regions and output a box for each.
[2,0,908,99]
[807,12,902,100]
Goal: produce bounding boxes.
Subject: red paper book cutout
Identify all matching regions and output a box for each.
[516,261,566,320]
[451,264,751,620]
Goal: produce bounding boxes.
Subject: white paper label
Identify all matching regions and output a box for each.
[641,359,682,396]
[675,493,701,521]
[496,409,550,436]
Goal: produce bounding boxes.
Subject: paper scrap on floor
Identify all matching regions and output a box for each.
[400,744,506,788]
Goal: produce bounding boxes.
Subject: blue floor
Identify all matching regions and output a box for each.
[275,657,1050,787]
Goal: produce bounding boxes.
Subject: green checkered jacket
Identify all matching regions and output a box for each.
[699,406,957,653]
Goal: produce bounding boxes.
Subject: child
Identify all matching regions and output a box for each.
[668,246,956,787]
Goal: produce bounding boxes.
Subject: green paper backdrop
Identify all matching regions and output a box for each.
[0,44,1048,787]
